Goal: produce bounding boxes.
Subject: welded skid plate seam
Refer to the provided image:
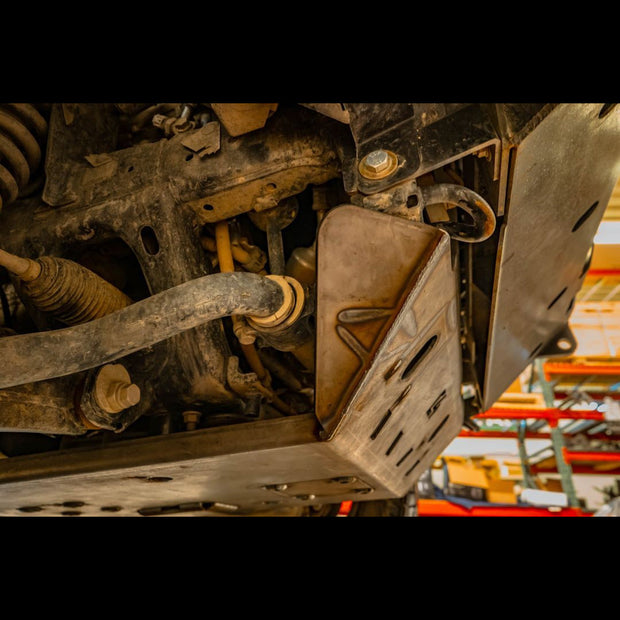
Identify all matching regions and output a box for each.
[324,229,452,441]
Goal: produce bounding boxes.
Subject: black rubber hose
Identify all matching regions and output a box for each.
[0,272,285,389]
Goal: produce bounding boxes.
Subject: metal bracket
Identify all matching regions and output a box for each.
[538,324,578,358]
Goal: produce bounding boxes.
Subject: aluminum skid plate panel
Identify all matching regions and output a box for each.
[483,104,620,409]
[316,205,463,497]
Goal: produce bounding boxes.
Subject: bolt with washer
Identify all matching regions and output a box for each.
[359,149,398,179]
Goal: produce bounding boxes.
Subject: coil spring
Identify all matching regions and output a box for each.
[0,104,48,211]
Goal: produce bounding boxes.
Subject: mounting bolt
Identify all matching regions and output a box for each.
[94,364,141,414]
[358,149,399,180]
[365,149,389,171]
[476,147,493,161]
[183,410,202,431]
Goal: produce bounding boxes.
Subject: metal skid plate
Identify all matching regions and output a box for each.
[316,205,464,497]
[0,206,464,515]
[483,104,620,409]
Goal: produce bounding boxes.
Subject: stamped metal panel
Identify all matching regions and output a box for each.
[316,205,464,497]
[483,104,620,409]
[0,415,400,516]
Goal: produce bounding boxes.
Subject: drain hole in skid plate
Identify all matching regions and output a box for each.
[385,431,404,456]
[571,201,599,233]
[401,334,438,381]
[405,460,421,477]
[396,448,414,467]
[370,410,393,440]
[428,414,450,442]
[426,389,447,419]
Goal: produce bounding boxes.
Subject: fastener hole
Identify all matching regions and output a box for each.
[557,338,572,351]
[101,506,123,512]
[407,195,419,208]
[202,204,214,211]
[140,226,160,256]
[547,286,568,310]
[146,476,173,482]
[599,103,617,119]
[370,410,392,440]
[265,183,277,192]
[62,501,85,508]
[127,165,134,172]
[401,335,438,380]
[572,201,599,233]
[185,153,194,161]
[61,510,81,516]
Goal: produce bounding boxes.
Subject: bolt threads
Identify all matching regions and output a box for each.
[21,256,132,325]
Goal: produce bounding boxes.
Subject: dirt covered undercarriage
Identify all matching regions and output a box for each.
[0,102,617,516]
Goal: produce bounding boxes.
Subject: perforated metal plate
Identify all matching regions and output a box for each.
[483,104,620,408]
[316,205,464,497]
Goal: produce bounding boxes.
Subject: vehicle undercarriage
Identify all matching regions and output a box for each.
[0,102,617,516]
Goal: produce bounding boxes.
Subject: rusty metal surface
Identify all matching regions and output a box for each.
[483,104,620,409]
[343,103,500,197]
[210,103,278,137]
[1,102,614,514]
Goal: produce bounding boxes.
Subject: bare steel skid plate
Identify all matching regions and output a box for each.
[0,206,463,515]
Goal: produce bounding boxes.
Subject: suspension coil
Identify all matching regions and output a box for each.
[0,104,48,212]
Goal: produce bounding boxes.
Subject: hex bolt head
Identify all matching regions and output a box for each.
[94,364,141,414]
[365,149,390,172]
[359,149,398,180]
[115,383,141,409]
